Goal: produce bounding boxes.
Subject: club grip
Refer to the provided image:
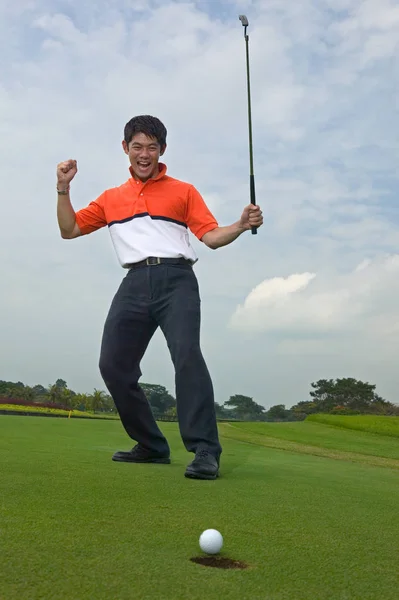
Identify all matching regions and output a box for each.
[250,174,257,235]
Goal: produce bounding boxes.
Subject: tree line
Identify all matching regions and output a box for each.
[0,377,398,421]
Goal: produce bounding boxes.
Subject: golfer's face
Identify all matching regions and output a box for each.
[126,133,164,181]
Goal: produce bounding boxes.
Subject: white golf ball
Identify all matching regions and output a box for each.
[199,529,223,555]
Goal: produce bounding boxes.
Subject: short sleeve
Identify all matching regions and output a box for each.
[75,192,107,235]
[185,185,218,240]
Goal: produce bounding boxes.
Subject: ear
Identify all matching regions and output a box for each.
[160,143,167,156]
[122,140,129,155]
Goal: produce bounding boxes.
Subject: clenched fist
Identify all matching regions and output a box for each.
[238,204,263,231]
[57,160,78,189]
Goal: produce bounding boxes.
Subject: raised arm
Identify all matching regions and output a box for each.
[185,185,263,250]
[201,205,263,249]
[56,159,82,239]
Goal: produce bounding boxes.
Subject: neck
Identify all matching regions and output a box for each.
[132,166,159,183]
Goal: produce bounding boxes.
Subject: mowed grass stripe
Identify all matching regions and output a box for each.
[308,413,399,437]
[219,423,399,470]
[1,416,399,600]
[218,418,399,465]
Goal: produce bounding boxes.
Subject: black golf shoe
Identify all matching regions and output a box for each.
[184,450,220,480]
[112,444,171,464]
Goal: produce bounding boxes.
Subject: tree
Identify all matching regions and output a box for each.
[87,389,108,413]
[306,378,388,414]
[55,379,68,390]
[164,405,177,419]
[47,380,72,407]
[69,393,86,411]
[82,393,94,412]
[59,387,74,409]
[141,384,176,417]
[266,404,289,421]
[0,380,11,395]
[21,386,35,402]
[290,401,318,417]
[47,384,62,404]
[0,380,25,399]
[32,384,47,396]
[371,397,399,416]
[32,384,48,401]
[224,395,265,421]
[101,393,115,413]
[214,402,235,420]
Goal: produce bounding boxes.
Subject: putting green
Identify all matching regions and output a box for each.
[1,416,398,600]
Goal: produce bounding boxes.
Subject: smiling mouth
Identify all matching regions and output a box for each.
[137,162,151,169]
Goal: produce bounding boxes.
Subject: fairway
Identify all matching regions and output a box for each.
[1,416,398,600]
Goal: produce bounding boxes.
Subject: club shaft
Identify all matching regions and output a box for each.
[245,35,254,179]
[244,33,257,235]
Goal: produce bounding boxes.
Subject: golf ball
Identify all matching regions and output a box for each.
[199,529,223,555]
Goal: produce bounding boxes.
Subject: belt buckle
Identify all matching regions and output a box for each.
[146,257,161,266]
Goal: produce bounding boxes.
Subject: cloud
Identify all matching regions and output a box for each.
[230,254,399,341]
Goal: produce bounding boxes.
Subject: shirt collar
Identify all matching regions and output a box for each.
[129,162,167,182]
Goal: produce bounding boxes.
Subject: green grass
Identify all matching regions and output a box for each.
[307,413,399,438]
[218,419,399,466]
[1,416,398,600]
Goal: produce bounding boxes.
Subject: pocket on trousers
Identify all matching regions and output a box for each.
[166,265,200,298]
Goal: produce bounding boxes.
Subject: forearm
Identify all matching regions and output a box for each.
[202,221,247,249]
[57,188,77,238]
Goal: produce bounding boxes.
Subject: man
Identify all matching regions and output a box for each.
[56,115,263,480]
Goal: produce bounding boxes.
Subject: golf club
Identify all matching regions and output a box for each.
[239,15,257,235]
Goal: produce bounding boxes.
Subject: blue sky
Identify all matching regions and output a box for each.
[1,0,398,408]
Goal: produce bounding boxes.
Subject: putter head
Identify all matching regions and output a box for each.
[239,15,249,27]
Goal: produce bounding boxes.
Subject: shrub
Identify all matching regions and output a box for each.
[330,406,362,415]
[0,397,71,411]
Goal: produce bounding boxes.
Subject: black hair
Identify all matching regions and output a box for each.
[124,115,167,148]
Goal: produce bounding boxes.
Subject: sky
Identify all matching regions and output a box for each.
[1,0,398,409]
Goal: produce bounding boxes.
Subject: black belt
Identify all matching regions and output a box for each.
[127,257,193,269]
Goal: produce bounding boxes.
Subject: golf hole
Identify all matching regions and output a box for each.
[190,556,249,570]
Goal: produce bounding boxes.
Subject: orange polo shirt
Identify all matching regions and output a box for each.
[74,163,218,267]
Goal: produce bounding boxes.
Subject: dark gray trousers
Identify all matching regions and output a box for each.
[99,262,222,459]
